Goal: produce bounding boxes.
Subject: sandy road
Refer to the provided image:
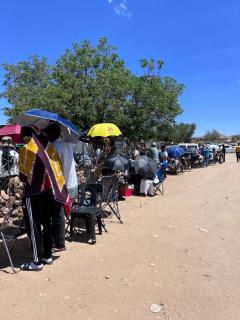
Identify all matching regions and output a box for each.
[1,153,240,320]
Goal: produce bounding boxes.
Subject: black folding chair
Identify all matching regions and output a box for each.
[69,183,105,244]
[0,206,26,273]
[101,175,123,224]
[65,191,80,239]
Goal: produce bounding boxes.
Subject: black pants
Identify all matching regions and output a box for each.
[223,152,226,162]
[236,153,240,162]
[23,192,53,264]
[52,201,65,249]
[128,174,142,195]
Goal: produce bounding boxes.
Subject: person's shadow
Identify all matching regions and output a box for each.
[0,236,31,273]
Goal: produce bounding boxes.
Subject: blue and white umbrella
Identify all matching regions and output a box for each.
[13,109,81,143]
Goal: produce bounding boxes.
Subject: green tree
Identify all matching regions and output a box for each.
[1,38,133,131]
[174,122,196,143]
[1,39,185,141]
[231,134,240,143]
[154,122,196,143]
[203,129,222,142]
[50,38,133,130]
[124,59,184,140]
[1,56,52,117]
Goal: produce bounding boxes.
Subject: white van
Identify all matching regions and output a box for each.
[178,143,199,151]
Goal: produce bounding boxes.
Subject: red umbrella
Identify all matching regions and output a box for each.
[0,124,21,143]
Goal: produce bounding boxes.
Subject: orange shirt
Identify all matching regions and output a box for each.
[236,146,240,153]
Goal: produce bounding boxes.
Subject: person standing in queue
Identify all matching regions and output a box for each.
[19,126,70,271]
[148,142,159,164]
[203,145,209,167]
[221,144,226,162]
[44,123,78,252]
[236,143,240,162]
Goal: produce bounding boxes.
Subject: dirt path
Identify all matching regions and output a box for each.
[1,154,240,320]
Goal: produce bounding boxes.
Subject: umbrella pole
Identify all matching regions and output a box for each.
[7,140,11,193]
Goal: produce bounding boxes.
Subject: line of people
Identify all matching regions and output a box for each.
[133,142,227,169]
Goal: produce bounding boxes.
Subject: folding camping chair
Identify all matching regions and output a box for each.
[153,168,165,195]
[69,183,105,244]
[0,206,27,273]
[101,175,123,224]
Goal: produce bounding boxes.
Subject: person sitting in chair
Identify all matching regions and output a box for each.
[140,178,155,197]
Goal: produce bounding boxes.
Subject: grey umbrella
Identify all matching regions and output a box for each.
[132,155,158,178]
[104,155,130,172]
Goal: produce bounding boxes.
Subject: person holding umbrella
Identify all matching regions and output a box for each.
[14,109,81,256]
[19,126,71,271]
[132,155,158,196]
[44,123,78,252]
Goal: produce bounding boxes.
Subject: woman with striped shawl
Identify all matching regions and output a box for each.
[19,126,71,271]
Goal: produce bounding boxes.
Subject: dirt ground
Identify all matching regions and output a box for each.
[1,153,240,320]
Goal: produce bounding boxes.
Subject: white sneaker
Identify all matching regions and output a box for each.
[42,257,53,265]
[20,262,43,271]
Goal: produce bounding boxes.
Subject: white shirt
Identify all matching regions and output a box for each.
[159,150,168,161]
[133,149,140,160]
[9,149,19,176]
[53,139,78,195]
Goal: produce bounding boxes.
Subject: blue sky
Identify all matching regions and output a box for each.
[0,0,240,136]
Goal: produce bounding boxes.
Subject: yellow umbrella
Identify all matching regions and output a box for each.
[87,123,122,138]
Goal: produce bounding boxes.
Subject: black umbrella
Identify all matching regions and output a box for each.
[104,155,130,172]
[132,155,158,178]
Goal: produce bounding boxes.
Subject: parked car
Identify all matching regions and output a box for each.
[207,144,220,151]
[178,143,199,152]
[218,144,236,153]
[226,145,236,153]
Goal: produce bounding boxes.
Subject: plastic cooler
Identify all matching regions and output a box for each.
[121,185,134,197]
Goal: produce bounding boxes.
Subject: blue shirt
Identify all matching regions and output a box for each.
[203,148,209,158]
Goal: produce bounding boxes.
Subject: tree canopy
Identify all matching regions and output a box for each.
[230,134,240,143]
[1,37,195,141]
[203,129,223,142]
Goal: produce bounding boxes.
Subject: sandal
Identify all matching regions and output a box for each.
[20,262,43,271]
